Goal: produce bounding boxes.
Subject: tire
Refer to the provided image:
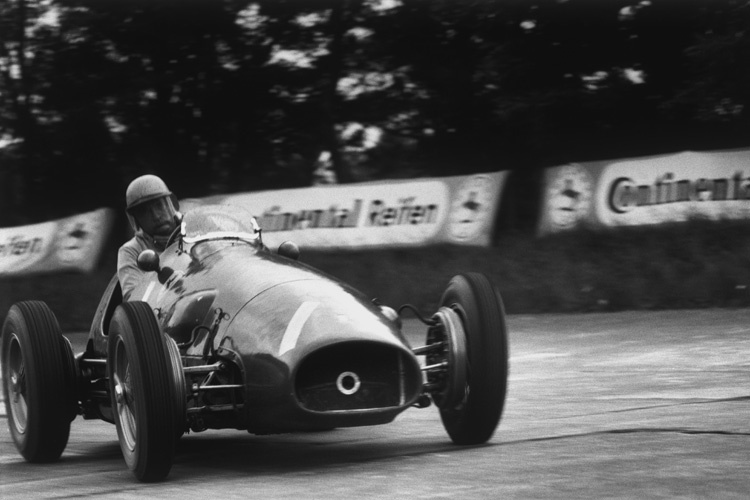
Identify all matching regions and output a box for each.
[164,334,187,440]
[108,301,178,482]
[438,273,509,445]
[1,301,77,462]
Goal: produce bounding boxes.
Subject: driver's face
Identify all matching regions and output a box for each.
[133,197,176,236]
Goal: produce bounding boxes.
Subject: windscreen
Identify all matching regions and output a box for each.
[181,205,261,245]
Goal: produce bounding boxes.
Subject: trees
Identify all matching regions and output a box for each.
[660,0,750,147]
[0,0,748,224]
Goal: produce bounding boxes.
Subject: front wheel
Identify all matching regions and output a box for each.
[434,273,509,445]
[108,301,178,482]
[1,301,77,462]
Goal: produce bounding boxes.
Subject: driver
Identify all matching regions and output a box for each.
[117,174,182,300]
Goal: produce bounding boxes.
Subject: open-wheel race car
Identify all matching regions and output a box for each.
[1,204,509,482]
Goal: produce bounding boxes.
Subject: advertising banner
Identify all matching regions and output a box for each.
[538,162,601,234]
[538,148,750,235]
[0,208,115,277]
[181,171,508,250]
[598,149,750,226]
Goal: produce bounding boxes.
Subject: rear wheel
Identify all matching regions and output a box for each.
[1,301,77,462]
[108,301,178,482]
[433,273,509,445]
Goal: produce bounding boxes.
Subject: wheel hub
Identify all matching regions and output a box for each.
[425,306,468,409]
[10,373,20,401]
[114,382,125,404]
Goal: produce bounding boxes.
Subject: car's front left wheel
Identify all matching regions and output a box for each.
[108,301,179,482]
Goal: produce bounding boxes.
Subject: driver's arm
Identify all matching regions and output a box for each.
[117,243,144,301]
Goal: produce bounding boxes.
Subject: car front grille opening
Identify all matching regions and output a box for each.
[295,342,415,412]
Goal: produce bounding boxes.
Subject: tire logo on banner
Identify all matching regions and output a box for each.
[57,221,90,263]
[449,175,494,241]
[56,218,96,263]
[548,164,593,229]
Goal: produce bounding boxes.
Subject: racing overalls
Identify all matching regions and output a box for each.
[117,231,170,301]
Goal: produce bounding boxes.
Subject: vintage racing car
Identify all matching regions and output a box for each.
[1,204,509,481]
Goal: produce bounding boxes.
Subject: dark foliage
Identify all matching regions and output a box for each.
[0,0,748,227]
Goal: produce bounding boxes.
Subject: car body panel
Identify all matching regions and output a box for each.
[85,205,424,433]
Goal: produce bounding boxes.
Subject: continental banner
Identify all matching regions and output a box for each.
[538,148,750,235]
[181,172,508,249]
[0,208,115,277]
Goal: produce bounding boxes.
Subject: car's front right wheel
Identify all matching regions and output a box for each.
[435,273,509,445]
[108,301,178,482]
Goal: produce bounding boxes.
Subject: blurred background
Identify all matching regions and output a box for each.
[2,0,750,329]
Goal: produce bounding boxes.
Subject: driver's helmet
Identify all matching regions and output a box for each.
[125,174,180,234]
[126,174,178,212]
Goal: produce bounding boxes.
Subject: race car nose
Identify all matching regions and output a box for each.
[294,340,422,412]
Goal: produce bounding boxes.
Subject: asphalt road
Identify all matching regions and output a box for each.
[1,309,749,499]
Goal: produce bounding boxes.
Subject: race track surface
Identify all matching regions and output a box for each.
[1,309,749,499]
